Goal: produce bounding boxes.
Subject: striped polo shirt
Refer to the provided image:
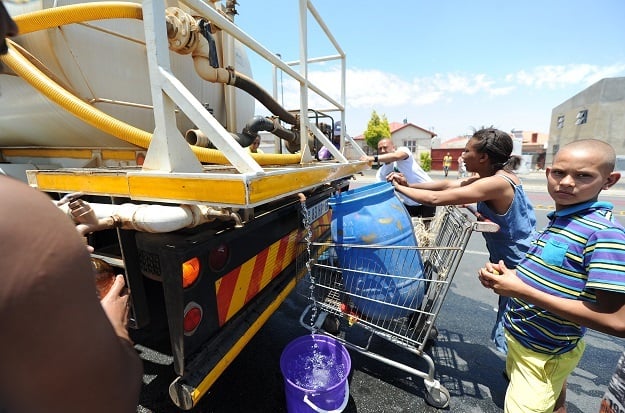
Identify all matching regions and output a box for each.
[504,201,625,355]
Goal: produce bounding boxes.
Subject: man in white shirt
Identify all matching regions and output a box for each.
[363,138,436,219]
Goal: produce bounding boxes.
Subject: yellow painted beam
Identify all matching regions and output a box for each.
[127,175,247,204]
[2,148,142,161]
[31,173,130,196]
[2,148,94,159]
[28,162,369,206]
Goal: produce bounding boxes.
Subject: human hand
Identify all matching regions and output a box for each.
[0,1,18,55]
[360,155,372,164]
[68,198,98,224]
[100,274,133,343]
[67,198,104,236]
[60,196,122,236]
[478,260,524,297]
[386,172,407,186]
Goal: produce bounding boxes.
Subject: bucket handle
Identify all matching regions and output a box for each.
[303,381,349,413]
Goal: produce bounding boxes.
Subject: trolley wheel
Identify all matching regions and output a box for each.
[424,383,450,409]
[322,315,341,335]
[422,325,438,352]
[428,325,439,341]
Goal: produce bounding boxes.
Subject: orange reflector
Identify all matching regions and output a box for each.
[182,257,201,288]
[183,303,202,335]
[136,152,145,165]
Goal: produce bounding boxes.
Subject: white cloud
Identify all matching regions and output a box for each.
[506,63,625,89]
[301,68,522,111]
[259,62,625,138]
[293,63,625,113]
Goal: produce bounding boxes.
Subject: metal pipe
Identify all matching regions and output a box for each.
[166,7,297,126]
[58,200,243,234]
[186,115,300,152]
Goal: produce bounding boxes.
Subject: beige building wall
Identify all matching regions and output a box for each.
[548,77,625,164]
[355,122,435,158]
[390,126,432,160]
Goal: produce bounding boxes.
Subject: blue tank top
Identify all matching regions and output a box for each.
[476,174,537,268]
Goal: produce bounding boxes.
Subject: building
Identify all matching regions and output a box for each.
[352,121,436,160]
[511,130,549,171]
[548,77,625,164]
[430,135,470,171]
[432,130,548,172]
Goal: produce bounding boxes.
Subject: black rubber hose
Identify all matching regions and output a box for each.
[242,116,297,144]
[186,116,299,152]
[233,72,297,125]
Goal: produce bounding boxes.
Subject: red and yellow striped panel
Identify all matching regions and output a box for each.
[214,211,331,326]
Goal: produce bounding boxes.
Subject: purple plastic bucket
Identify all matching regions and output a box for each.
[280,334,351,413]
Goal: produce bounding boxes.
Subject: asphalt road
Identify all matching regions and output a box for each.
[137,170,625,413]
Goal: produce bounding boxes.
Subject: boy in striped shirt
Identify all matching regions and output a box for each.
[478,139,625,413]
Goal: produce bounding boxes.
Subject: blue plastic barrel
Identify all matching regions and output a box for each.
[329,182,425,319]
[280,334,351,413]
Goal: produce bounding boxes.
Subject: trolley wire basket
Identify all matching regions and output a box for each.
[297,205,499,408]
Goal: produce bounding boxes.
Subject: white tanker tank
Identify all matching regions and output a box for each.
[0,0,255,150]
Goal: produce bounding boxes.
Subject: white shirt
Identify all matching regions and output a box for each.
[375,146,432,206]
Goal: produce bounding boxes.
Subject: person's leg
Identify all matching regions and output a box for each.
[504,333,584,413]
[550,344,584,413]
[553,380,566,413]
[491,295,509,355]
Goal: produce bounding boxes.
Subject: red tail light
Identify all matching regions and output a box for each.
[183,302,202,335]
[209,243,229,271]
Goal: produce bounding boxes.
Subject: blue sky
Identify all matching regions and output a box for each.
[234,1,625,140]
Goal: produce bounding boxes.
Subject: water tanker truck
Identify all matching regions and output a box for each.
[0,0,367,408]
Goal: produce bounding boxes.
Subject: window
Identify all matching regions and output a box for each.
[403,139,417,153]
[575,110,588,125]
[556,115,564,129]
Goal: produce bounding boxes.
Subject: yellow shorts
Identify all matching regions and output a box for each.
[504,331,585,413]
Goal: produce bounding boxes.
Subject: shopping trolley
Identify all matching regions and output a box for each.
[297,205,499,409]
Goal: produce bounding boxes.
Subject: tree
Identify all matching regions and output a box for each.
[420,152,431,172]
[364,111,391,151]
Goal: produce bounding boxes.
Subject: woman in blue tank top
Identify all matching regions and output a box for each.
[389,127,537,355]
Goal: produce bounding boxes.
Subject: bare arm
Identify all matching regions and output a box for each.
[386,171,478,191]
[362,148,409,164]
[378,149,408,164]
[479,261,625,337]
[0,177,143,413]
[392,174,509,206]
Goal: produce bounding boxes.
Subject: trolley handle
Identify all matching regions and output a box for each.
[461,204,500,233]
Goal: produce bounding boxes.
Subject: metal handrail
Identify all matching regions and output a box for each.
[142,0,361,174]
